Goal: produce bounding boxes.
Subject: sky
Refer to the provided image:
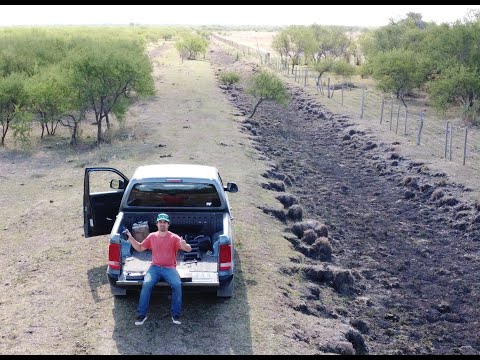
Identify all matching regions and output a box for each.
[0,5,479,28]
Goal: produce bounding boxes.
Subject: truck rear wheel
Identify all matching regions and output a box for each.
[107,273,127,296]
[216,277,234,298]
[110,284,127,296]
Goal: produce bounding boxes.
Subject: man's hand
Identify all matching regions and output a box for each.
[180,237,192,252]
[125,229,144,252]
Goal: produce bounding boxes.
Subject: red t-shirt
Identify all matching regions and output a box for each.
[141,231,181,268]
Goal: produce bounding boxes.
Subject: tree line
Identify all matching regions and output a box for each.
[0,26,211,147]
[3,12,479,148]
[270,10,480,125]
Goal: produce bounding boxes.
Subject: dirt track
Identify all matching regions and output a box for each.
[1,39,480,355]
[210,42,480,355]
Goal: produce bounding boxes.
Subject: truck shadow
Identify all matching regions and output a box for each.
[110,256,253,355]
[87,265,109,303]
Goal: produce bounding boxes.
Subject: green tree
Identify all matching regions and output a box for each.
[368,49,427,107]
[0,72,28,146]
[359,13,432,63]
[332,59,356,78]
[271,30,291,70]
[25,65,66,138]
[57,65,90,146]
[330,59,356,97]
[272,26,316,74]
[428,64,480,125]
[67,40,155,143]
[305,25,355,91]
[175,33,209,61]
[421,20,480,123]
[11,111,33,148]
[287,26,316,74]
[0,29,69,77]
[309,25,351,63]
[246,70,290,118]
[311,58,334,88]
[26,63,89,145]
[161,28,176,42]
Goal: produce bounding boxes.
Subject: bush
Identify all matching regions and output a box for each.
[219,71,240,87]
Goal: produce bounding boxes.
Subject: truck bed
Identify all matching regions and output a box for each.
[117,240,220,287]
[85,165,237,298]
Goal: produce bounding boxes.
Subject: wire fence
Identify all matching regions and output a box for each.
[212,34,480,173]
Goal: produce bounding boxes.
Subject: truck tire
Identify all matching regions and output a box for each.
[110,284,127,296]
[107,273,127,296]
[216,277,234,298]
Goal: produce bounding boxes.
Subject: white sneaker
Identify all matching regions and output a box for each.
[135,315,148,326]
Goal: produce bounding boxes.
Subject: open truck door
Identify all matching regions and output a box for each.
[83,167,129,238]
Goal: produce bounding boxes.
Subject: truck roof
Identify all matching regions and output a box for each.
[132,164,220,181]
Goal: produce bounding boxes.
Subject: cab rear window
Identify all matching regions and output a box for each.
[126,182,222,207]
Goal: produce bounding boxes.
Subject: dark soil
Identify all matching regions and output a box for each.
[210,44,480,355]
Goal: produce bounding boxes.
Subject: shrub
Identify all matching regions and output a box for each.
[219,71,240,87]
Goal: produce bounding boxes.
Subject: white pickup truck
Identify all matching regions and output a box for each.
[83,164,239,298]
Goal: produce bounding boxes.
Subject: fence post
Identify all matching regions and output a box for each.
[395,105,401,134]
[294,68,297,82]
[390,99,394,130]
[341,85,344,106]
[304,69,308,87]
[417,113,424,145]
[463,127,468,165]
[444,122,450,159]
[449,125,454,161]
[380,96,385,124]
[327,78,331,98]
[404,108,408,136]
[360,89,365,118]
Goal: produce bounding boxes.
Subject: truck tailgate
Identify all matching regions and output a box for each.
[117,251,219,286]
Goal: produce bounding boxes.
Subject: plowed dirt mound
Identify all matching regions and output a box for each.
[210,42,480,355]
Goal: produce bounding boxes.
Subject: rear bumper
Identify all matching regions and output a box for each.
[107,270,233,292]
[108,271,224,287]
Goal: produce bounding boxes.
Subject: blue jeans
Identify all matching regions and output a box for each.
[137,265,182,317]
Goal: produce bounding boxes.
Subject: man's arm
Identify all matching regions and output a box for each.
[179,237,192,252]
[126,230,146,252]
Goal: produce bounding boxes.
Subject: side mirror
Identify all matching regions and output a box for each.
[225,182,238,193]
[110,179,126,190]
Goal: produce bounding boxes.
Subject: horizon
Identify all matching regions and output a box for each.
[0,5,479,28]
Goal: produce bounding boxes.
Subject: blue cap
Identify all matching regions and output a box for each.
[156,213,170,223]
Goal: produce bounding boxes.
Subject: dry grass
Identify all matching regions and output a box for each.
[221,30,277,54]
[0,41,314,355]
